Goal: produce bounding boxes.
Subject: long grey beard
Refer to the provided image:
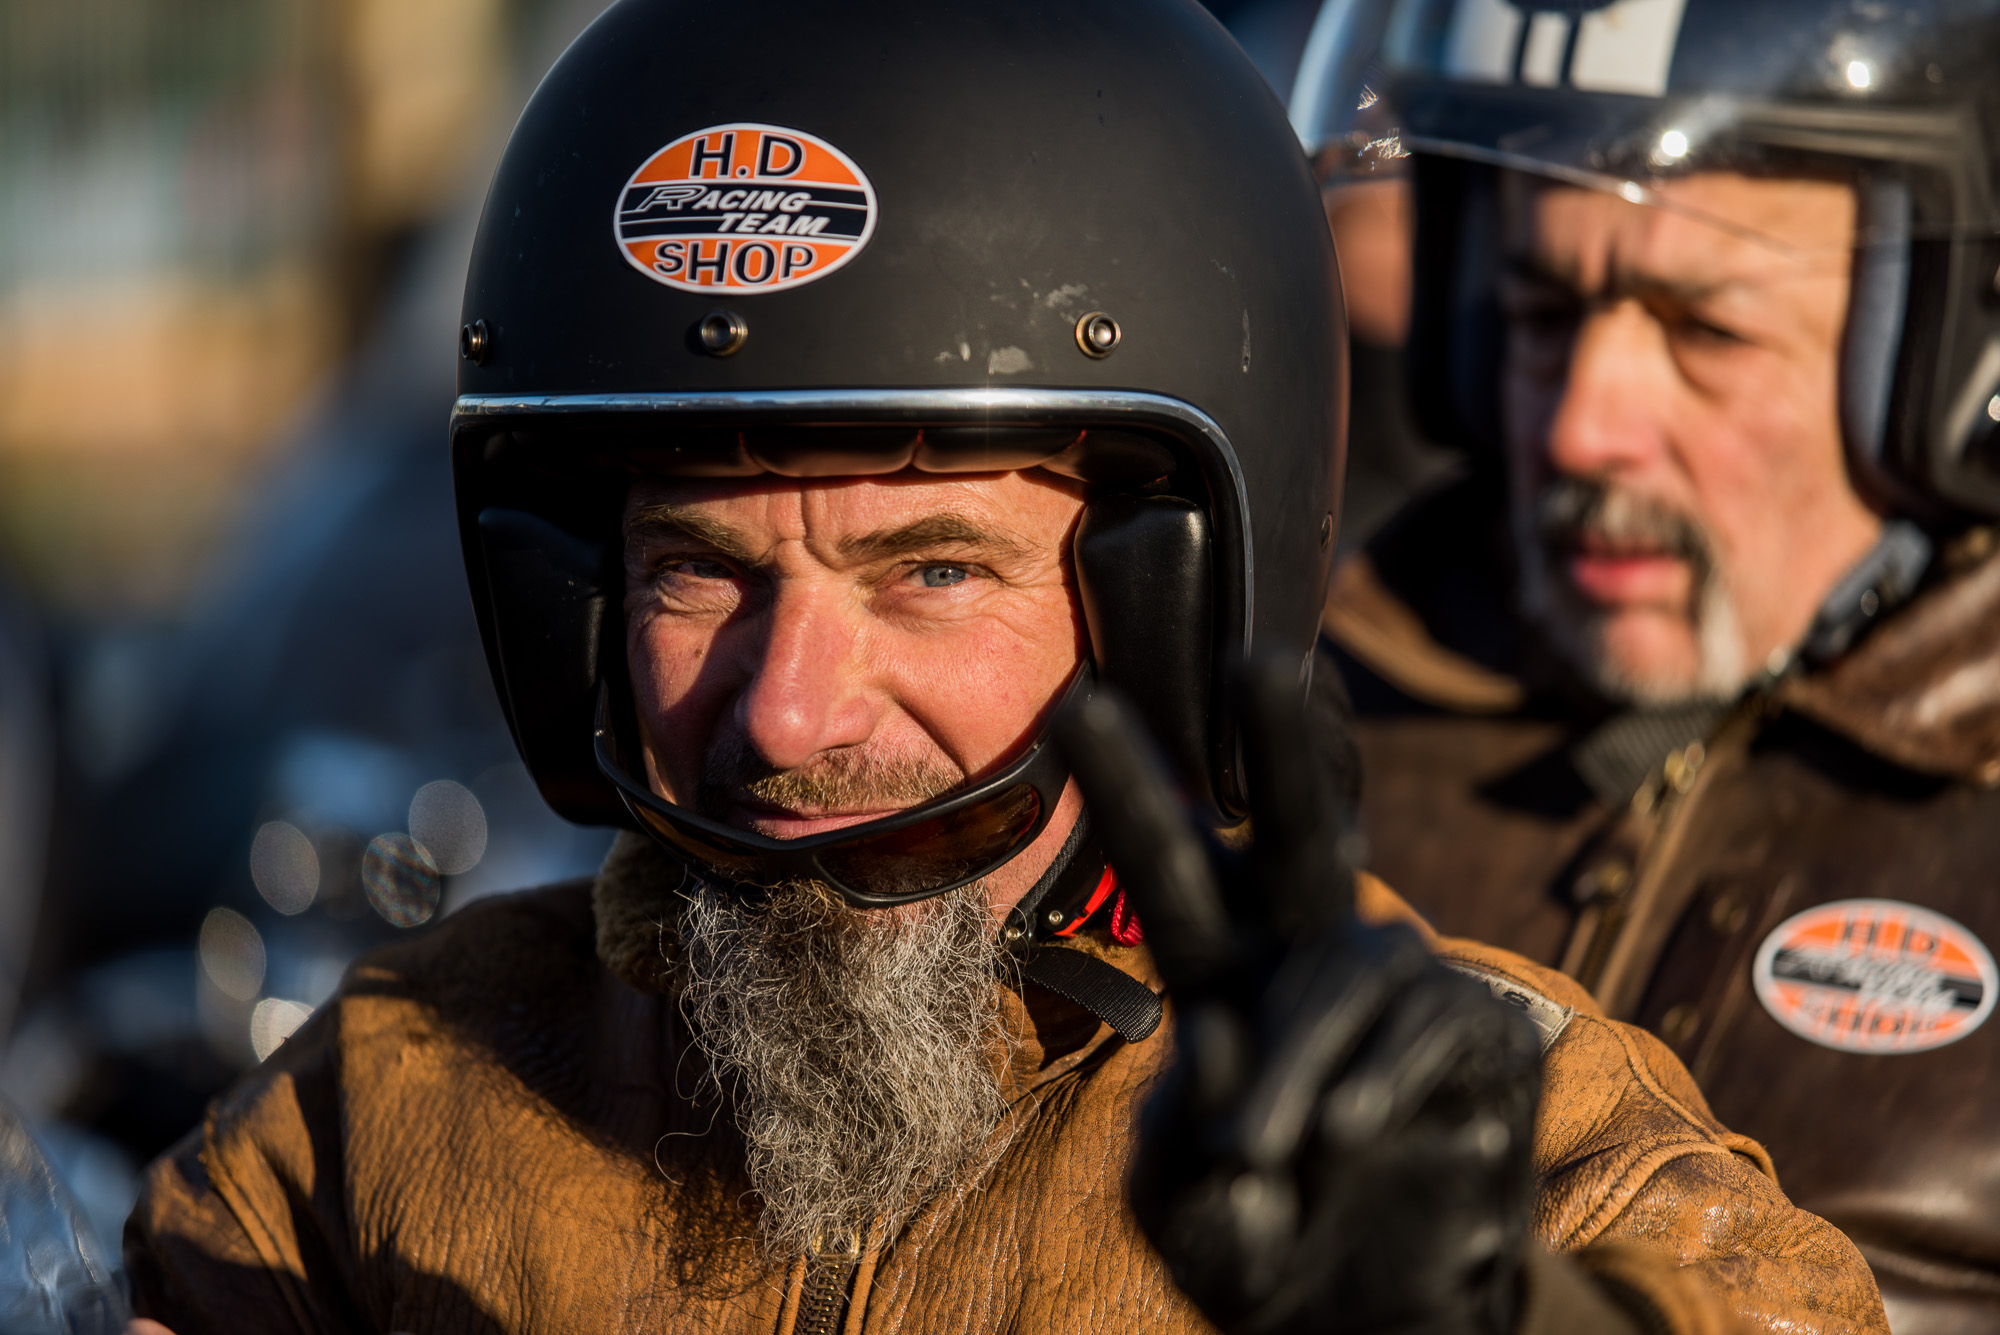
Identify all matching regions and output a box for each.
[678,877,1011,1261]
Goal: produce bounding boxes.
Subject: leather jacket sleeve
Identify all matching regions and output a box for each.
[1418,901,1887,1335]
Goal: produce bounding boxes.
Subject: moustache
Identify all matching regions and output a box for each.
[696,735,965,821]
[1535,478,1714,580]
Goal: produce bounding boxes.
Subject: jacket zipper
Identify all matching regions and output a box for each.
[1570,695,1765,1016]
[795,1254,856,1335]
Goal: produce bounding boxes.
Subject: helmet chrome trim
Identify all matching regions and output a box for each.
[450,385,1257,648]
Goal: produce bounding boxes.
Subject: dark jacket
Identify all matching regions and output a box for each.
[124,833,1886,1334]
[1325,477,2000,1334]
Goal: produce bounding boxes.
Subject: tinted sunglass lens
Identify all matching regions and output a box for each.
[632,804,770,877]
[817,784,1042,899]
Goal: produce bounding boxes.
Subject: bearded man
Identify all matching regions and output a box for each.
[122,1,1887,1332]
[1296,0,2000,1328]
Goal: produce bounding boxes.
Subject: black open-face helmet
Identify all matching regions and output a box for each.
[453,0,1346,907]
[1291,0,2000,520]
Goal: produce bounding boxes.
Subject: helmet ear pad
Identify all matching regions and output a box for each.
[1903,210,2000,519]
[1073,494,1217,813]
[1838,178,1916,514]
[1825,174,1972,524]
[474,508,624,825]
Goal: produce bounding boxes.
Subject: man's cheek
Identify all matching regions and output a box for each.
[632,624,730,796]
[633,610,723,684]
[884,597,1069,666]
[1499,364,1557,467]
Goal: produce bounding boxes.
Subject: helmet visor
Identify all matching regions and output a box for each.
[1292,0,1993,243]
[592,666,1086,909]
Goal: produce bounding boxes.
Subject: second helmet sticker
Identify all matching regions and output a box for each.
[614,123,876,295]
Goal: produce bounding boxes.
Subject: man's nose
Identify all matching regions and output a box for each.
[734,585,879,770]
[1543,300,1667,481]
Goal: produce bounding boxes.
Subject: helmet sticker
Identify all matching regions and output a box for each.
[614,123,878,295]
[1752,899,1996,1055]
[1443,0,1687,97]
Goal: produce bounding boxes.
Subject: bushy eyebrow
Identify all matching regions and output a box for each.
[837,514,1033,564]
[624,503,759,564]
[623,504,1036,568]
[1502,253,1734,307]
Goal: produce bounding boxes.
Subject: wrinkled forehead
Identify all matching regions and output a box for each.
[623,467,1090,548]
[1499,169,1859,286]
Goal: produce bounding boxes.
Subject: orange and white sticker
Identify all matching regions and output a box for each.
[613,123,876,295]
[1753,899,1995,1055]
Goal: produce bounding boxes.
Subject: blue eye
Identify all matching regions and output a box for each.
[668,558,734,580]
[919,565,969,588]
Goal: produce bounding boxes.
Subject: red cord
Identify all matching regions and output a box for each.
[1108,883,1145,946]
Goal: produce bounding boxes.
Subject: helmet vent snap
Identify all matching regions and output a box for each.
[698,309,749,357]
[1075,311,1121,359]
[460,319,491,366]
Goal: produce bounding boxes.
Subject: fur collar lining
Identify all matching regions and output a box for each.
[592,831,685,995]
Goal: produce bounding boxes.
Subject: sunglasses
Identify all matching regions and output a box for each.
[593,667,1089,909]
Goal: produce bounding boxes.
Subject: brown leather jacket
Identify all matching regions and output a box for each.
[125,832,1884,1334]
[1325,478,2000,1334]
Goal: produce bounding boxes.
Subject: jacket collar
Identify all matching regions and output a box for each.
[1777,528,2000,786]
[1325,481,2000,786]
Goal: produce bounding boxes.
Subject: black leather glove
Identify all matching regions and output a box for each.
[1058,660,1543,1335]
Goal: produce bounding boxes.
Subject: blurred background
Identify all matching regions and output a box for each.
[0,0,1450,1259]
[0,0,624,1252]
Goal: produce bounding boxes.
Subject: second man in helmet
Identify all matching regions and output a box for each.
[1299,0,2000,1328]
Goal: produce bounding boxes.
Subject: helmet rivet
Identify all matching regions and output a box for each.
[1319,513,1334,549]
[1075,311,1120,358]
[1002,924,1024,944]
[1045,908,1066,927]
[459,318,491,365]
[698,309,749,357]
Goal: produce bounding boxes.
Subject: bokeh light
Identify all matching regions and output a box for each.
[197,908,266,1002]
[408,779,487,876]
[249,998,314,1062]
[249,820,319,915]
[362,832,440,927]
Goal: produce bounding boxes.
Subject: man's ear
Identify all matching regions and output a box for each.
[1072,494,1214,810]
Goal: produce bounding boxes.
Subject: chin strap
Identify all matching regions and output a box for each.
[1016,947,1163,1043]
[1001,814,1165,1043]
[1795,519,1932,669]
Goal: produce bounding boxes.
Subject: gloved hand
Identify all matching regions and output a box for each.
[1058,660,1543,1335]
